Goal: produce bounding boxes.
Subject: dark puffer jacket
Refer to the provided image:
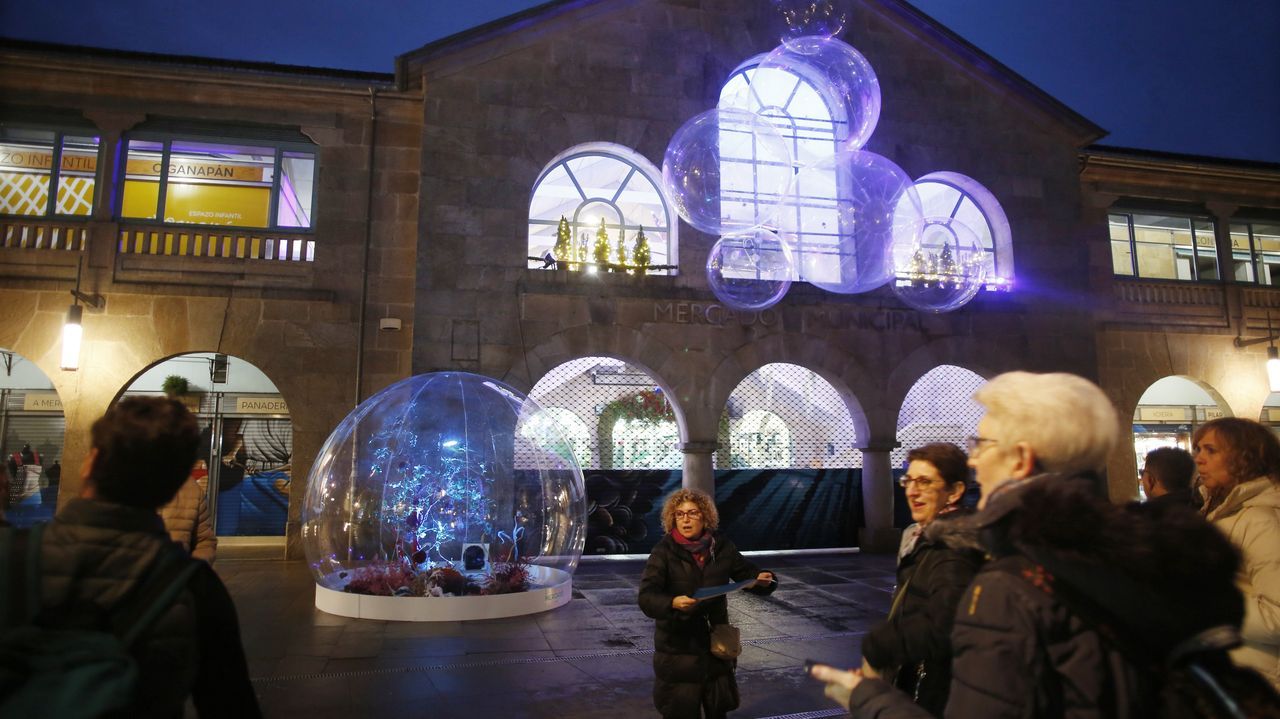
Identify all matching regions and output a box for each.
[861,510,983,715]
[638,531,776,718]
[35,498,260,718]
[848,473,1244,719]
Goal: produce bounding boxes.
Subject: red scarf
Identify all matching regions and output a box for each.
[671,528,713,568]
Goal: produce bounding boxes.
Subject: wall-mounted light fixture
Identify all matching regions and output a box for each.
[61,258,104,372]
[1233,311,1280,393]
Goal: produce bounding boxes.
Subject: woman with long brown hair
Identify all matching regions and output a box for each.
[1193,417,1280,689]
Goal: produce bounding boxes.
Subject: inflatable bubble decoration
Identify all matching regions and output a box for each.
[663,108,794,236]
[706,228,794,311]
[752,36,880,157]
[889,216,989,313]
[767,0,853,48]
[302,371,587,621]
[781,149,922,294]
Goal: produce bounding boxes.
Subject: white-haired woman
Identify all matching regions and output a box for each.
[812,372,1253,718]
[638,488,776,718]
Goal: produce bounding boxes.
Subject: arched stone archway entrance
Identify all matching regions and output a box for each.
[0,348,64,527]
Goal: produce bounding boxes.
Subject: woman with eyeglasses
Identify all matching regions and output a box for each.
[1193,417,1280,690]
[858,442,982,715]
[638,488,776,718]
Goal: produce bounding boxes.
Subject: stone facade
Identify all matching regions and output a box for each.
[2,0,1275,554]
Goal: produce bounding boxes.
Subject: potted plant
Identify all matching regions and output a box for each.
[161,375,190,398]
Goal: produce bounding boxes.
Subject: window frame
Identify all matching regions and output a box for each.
[1230,219,1280,286]
[0,122,102,220]
[116,130,318,234]
[1109,209,1218,282]
[527,143,676,275]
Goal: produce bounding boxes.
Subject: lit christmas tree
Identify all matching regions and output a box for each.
[554,215,572,270]
[593,218,612,270]
[633,226,651,273]
[937,243,957,287]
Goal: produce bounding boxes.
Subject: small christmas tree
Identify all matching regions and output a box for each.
[593,218,612,270]
[553,215,572,270]
[632,226,651,273]
[615,226,628,272]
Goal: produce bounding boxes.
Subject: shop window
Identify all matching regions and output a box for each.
[1230,221,1280,286]
[119,135,316,231]
[1109,211,1217,281]
[730,409,792,468]
[0,126,100,218]
[518,406,593,469]
[528,144,675,274]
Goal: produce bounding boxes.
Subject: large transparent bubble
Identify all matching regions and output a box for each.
[706,228,794,311]
[766,0,853,47]
[302,372,586,603]
[744,36,880,158]
[889,216,988,313]
[781,149,922,294]
[662,108,794,236]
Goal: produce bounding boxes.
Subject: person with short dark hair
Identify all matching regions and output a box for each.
[1140,446,1199,510]
[18,397,260,717]
[859,442,982,715]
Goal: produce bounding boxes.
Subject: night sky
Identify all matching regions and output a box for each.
[2,0,1277,163]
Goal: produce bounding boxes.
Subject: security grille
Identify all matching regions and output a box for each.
[721,363,859,469]
[893,365,986,469]
[526,357,679,470]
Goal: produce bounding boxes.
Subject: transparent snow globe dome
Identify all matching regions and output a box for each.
[302,372,587,619]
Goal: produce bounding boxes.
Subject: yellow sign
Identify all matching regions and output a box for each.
[121,180,270,227]
[235,396,289,414]
[1138,406,1191,422]
[0,145,97,174]
[124,157,265,183]
[22,393,64,412]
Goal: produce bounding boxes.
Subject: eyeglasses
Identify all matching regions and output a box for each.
[898,475,943,490]
[966,435,999,455]
[673,509,702,520]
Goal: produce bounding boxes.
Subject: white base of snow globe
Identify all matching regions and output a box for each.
[314,565,573,621]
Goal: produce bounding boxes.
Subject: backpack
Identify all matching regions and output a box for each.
[0,523,201,719]
[997,553,1280,719]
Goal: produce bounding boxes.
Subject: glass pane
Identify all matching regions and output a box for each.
[1108,214,1130,242]
[1192,219,1218,280]
[56,135,99,216]
[163,140,273,227]
[1111,240,1134,275]
[1230,224,1256,281]
[0,130,56,216]
[121,139,164,220]
[277,151,314,228]
[1135,241,1177,279]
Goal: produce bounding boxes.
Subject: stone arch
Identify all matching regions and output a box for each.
[508,325,686,441]
[0,347,66,527]
[118,351,294,538]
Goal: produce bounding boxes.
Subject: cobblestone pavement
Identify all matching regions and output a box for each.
[219,551,897,718]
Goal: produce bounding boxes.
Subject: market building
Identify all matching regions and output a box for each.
[1,0,1277,557]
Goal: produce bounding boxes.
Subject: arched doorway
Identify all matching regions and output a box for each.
[0,348,63,527]
[1132,376,1229,497]
[895,364,987,520]
[529,356,678,555]
[120,353,291,539]
[717,362,861,549]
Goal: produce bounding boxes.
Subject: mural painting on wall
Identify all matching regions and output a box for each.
[583,468,862,555]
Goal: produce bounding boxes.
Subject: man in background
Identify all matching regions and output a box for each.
[1140,446,1201,510]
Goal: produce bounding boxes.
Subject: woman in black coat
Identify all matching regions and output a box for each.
[860,443,982,716]
[638,488,776,719]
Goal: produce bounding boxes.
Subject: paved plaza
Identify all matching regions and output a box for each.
[220,550,897,718]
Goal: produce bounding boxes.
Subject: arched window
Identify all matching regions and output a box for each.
[519,406,593,469]
[719,60,850,287]
[913,172,1013,289]
[611,416,681,469]
[528,144,675,275]
[730,409,792,468]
